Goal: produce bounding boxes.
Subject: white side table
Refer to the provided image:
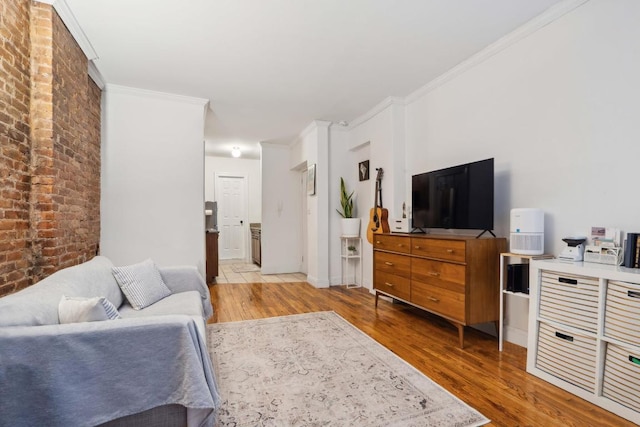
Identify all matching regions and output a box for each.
[340,236,362,288]
[499,252,554,351]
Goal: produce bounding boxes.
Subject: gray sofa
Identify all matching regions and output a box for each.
[0,256,220,427]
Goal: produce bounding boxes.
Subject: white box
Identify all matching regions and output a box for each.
[390,218,409,233]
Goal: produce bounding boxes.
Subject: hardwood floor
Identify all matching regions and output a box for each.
[208,282,634,427]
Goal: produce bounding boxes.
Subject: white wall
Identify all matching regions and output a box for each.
[347,99,406,289]
[339,0,640,346]
[101,85,208,271]
[288,121,332,287]
[204,155,262,223]
[328,128,351,285]
[400,0,640,345]
[260,142,303,274]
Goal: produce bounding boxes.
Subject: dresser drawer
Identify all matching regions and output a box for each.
[539,271,599,333]
[411,238,465,263]
[411,280,465,322]
[374,252,410,279]
[411,258,465,293]
[374,271,410,301]
[604,280,640,347]
[373,234,411,254]
[535,322,597,393]
[602,342,640,413]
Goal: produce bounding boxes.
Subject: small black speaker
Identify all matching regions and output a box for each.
[507,263,530,294]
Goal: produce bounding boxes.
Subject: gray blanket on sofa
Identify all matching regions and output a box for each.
[0,315,220,427]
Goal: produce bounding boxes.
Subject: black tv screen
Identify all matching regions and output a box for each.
[411,158,494,231]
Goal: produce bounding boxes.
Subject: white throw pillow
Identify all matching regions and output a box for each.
[58,295,121,324]
[112,259,172,310]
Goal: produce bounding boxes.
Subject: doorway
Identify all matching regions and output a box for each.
[300,169,308,274]
[215,173,248,260]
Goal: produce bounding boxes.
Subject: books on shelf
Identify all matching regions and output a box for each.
[623,233,640,268]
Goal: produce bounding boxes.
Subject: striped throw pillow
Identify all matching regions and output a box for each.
[112,259,172,310]
[58,295,121,324]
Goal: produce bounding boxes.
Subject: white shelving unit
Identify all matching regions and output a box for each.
[340,236,362,288]
[499,252,554,351]
[527,259,640,424]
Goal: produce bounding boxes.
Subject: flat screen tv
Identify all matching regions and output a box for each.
[411,158,494,234]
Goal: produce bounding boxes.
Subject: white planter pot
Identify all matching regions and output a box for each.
[341,218,361,237]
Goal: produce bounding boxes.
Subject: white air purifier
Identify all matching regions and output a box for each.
[510,208,544,255]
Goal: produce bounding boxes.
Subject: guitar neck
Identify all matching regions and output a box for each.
[374,181,380,208]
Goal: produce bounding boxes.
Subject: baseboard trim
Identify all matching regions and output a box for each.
[504,325,529,348]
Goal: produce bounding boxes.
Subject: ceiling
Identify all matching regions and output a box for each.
[66,0,565,159]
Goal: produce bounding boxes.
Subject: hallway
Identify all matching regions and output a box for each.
[215,260,307,284]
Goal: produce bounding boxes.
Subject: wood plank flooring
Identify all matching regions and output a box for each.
[208,282,634,427]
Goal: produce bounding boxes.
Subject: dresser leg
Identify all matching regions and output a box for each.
[375,292,379,308]
[457,324,465,349]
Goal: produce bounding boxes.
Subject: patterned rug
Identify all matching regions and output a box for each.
[207,311,489,426]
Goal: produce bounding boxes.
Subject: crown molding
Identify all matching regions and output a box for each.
[348,96,406,130]
[405,0,590,104]
[349,140,370,152]
[106,84,210,108]
[293,119,333,145]
[40,0,99,61]
[88,61,105,89]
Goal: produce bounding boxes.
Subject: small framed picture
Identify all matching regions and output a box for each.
[307,164,316,195]
[358,160,370,181]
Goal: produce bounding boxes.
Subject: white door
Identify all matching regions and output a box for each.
[216,174,247,260]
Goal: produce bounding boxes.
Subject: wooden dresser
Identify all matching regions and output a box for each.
[373,233,506,348]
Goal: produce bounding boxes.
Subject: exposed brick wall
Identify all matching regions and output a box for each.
[0,0,33,294]
[0,1,102,295]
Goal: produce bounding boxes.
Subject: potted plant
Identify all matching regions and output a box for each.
[336,177,360,237]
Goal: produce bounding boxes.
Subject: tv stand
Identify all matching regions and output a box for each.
[410,227,427,234]
[373,233,506,348]
[476,230,496,238]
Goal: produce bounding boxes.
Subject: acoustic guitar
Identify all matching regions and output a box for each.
[367,168,390,244]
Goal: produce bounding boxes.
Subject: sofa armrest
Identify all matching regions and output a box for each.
[159,266,213,319]
[0,316,219,427]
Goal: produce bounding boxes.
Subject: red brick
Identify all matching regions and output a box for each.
[0,1,101,294]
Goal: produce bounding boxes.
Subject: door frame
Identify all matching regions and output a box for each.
[214,172,249,261]
[300,168,308,274]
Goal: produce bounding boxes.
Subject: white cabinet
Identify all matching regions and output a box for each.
[527,260,640,424]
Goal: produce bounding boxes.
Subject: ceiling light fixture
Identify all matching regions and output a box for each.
[231,146,241,158]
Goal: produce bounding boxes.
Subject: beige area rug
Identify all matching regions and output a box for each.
[207,311,489,426]
[230,264,261,273]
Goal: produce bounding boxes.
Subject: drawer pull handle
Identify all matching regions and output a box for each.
[385,262,394,266]
[428,272,440,277]
[376,241,381,244]
[428,296,439,302]
[384,282,395,287]
[628,290,640,299]
[558,277,578,285]
[397,244,404,247]
[629,355,640,366]
[446,249,454,253]
[555,332,574,342]
[414,245,421,249]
